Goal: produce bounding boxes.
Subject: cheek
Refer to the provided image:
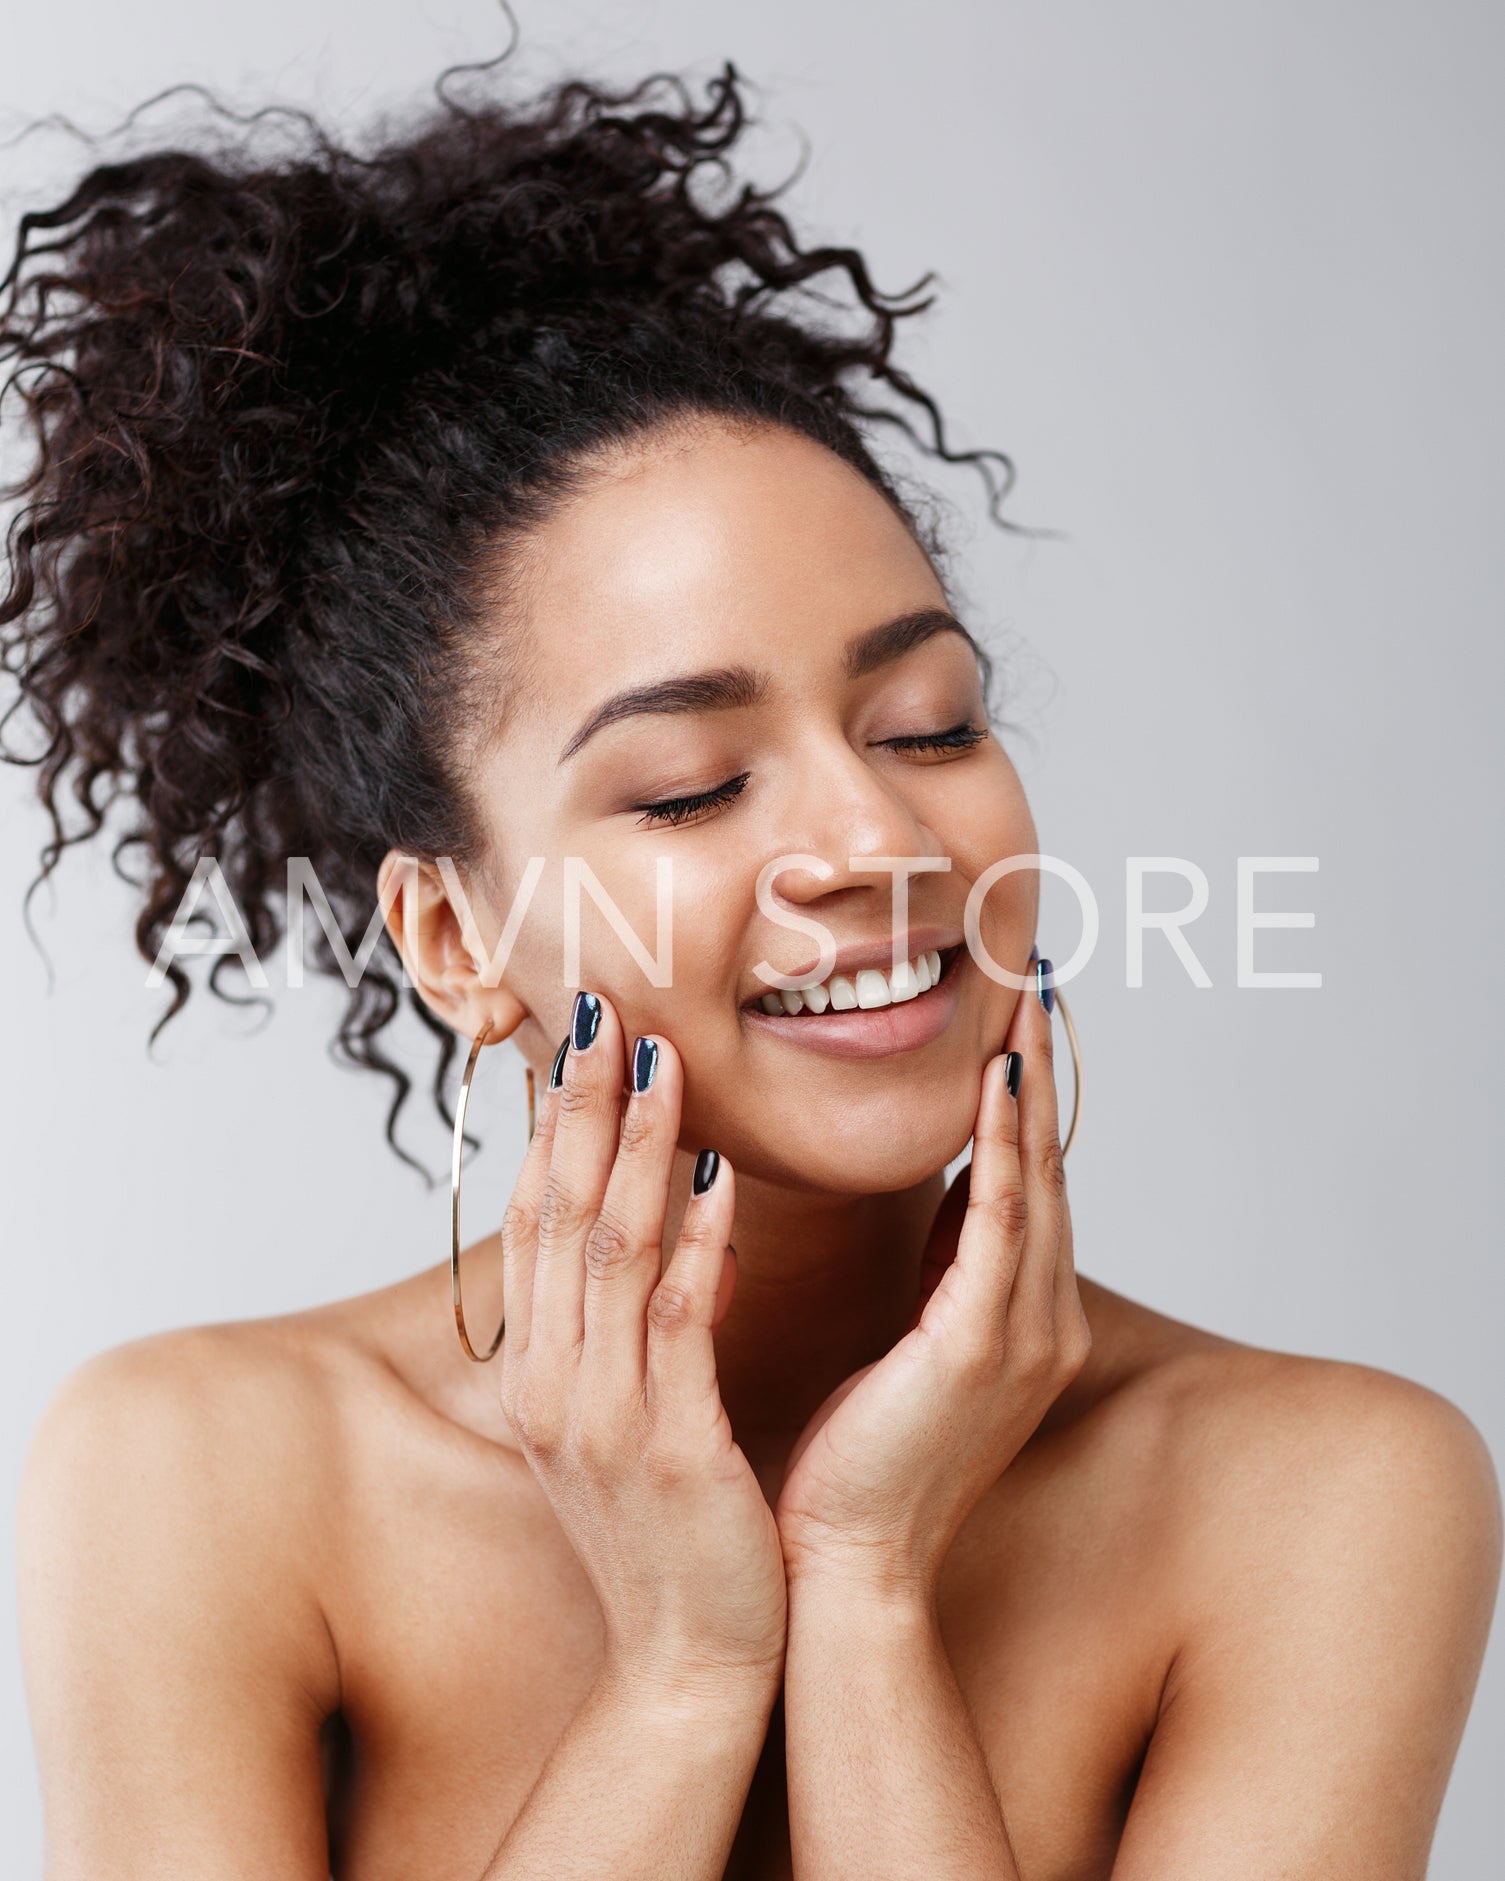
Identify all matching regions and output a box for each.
[941,761,1040,933]
[538,845,744,1036]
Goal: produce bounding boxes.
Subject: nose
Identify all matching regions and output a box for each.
[766,732,947,911]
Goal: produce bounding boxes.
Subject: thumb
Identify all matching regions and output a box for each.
[779,1363,877,1490]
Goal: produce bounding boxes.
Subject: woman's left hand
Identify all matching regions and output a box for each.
[773,968,1091,1596]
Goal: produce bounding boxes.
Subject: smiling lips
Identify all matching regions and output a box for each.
[743,943,966,1060]
[754,945,946,1016]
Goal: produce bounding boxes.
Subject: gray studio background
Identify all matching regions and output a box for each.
[2,1,1501,1872]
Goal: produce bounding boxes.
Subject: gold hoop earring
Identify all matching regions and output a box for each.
[451,1019,507,1363]
[1053,988,1083,1158]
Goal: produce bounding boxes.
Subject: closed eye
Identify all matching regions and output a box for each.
[877,722,989,756]
[631,724,986,828]
[634,772,752,828]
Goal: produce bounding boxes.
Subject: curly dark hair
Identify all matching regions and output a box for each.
[0,56,1017,1171]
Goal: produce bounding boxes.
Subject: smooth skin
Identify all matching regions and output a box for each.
[17,421,1502,1880]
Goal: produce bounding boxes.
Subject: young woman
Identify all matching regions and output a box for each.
[5,63,1499,1881]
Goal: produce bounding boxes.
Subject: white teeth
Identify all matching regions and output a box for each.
[889,958,921,1003]
[752,948,949,1016]
[854,968,890,1008]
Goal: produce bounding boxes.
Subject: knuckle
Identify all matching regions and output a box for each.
[615,1100,659,1158]
[507,1385,561,1458]
[647,1279,699,1334]
[1059,1307,1093,1377]
[672,1209,717,1252]
[984,1100,1021,1154]
[1031,1135,1067,1196]
[1056,1342,1089,1389]
[640,1434,694,1490]
[568,1417,618,1479]
[982,1183,1030,1245]
[501,1196,538,1252]
[556,1072,611,1121]
[582,1212,638,1280]
[537,1181,591,1245]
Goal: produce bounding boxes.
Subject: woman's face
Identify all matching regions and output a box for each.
[462,419,1039,1194]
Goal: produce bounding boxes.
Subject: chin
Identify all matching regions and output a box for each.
[729,1100,975,1197]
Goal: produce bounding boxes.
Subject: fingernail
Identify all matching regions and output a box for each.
[631,1035,659,1094]
[571,990,601,1052]
[1029,942,1040,965]
[547,1035,569,1091]
[1003,1051,1023,1099]
[1035,958,1055,1016]
[692,1147,720,1196]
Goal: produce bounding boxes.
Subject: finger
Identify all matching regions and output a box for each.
[646,1150,736,1434]
[1009,960,1068,1325]
[498,1032,569,1364]
[942,1046,1029,1353]
[1054,1184,1080,1316]
[580,1032,684,1399]
[908,1162,972,1333]
[529,990,627,1365]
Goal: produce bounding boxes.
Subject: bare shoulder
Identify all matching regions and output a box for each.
[17,1312,356,1698]
[1161,1324,1490,1560]
[15,1311,382,1871]
[1073,1296,1502,1872]
[22,1307,359,1518]
[1074,1282,1502,1649]
[27,1307,348,1443]
[17,1266,490,1658]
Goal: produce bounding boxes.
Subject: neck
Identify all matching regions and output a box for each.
[663,1149,948,1482]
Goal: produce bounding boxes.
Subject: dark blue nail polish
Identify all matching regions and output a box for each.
[571,990,601,1052]
[692,1147,720,1196]
[1035,958,1055,1016]
[1029,942,1040,965]
[632,1036,659,1094]
[548,1035,569,1091]
[1003,1051,1023,1099]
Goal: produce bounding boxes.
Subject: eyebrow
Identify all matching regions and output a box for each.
[557,606,977,764]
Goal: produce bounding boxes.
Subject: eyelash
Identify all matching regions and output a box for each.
[632,722,988,828]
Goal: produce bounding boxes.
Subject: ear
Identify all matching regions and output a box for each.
[377,850,530,1047]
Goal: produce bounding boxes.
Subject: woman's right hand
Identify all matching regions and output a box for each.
[497,989,788,1701]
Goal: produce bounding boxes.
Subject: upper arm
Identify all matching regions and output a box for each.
[17,1329,342,1880]
[1112,1362,1502,1881]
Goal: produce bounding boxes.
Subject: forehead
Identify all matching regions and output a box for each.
[511,421,946,694]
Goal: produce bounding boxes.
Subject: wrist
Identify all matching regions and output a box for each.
[781,1525,942,1612]
[594,1647,783,1729]
[784,1555,940,1630]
